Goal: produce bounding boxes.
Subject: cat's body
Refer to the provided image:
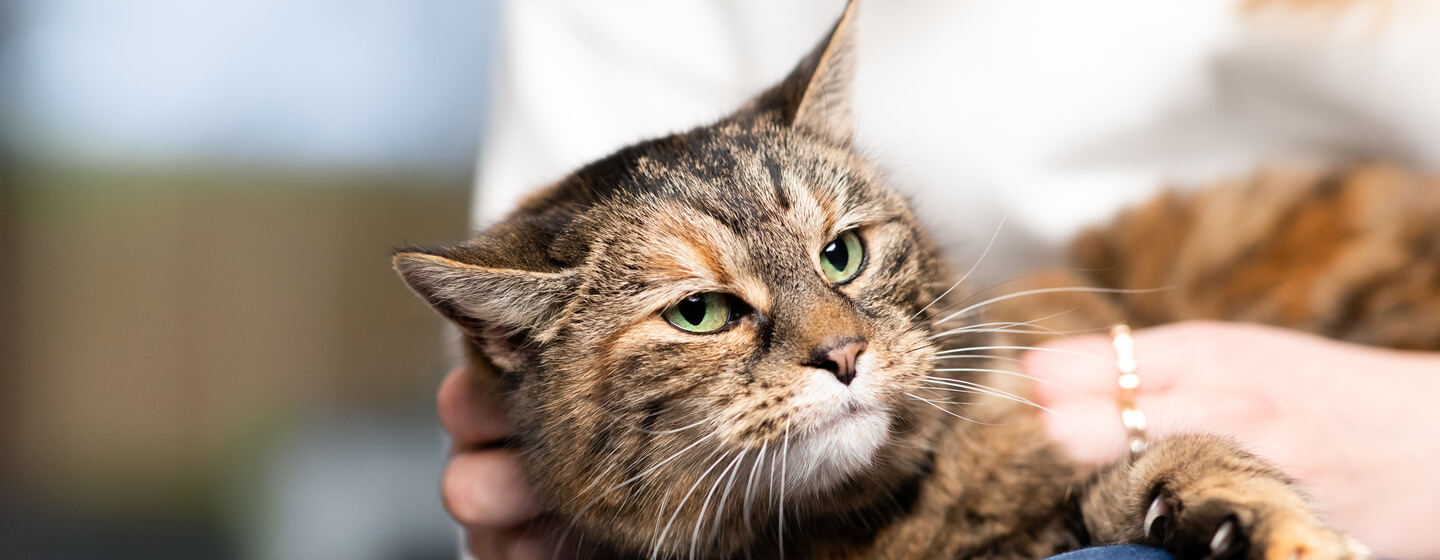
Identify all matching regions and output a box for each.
[395,3,1415,558]
[1064,164,1440,351]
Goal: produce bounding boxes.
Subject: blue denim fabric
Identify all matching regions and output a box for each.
[1045,545,1173,560]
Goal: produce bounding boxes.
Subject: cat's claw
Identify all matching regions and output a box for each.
[1208,518,1236,557]
[1144,494,1172,540]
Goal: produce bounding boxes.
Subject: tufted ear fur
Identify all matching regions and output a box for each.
[393,246,577,359]
[751,0,859,145]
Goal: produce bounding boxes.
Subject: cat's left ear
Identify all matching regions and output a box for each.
[392,247,577,341]
[752,0,859,146]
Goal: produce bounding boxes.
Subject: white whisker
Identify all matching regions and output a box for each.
[634,417,710,435]
[921,376,1050,412]
[929,308,1082,340]
[913,214,1005,320]
[904,392,985,424]
[931,354,1024,364]
[555,431,718,560]
[654,451,731,560]
[709,447,749,546]
[929,366,1054,386]
[779,420,791,560]
[929,320,1042,339]
[933,345,1110,363]
[935,318,1119,344]
[692,451,747,560]
[938,327,1073,337]
[651,487,674,560]
[909,391,965,404]
[936,286,1169,325]
[743,440,768,540]
[919,384,1051,412]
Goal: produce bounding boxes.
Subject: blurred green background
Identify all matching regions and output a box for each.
[0,1,497,558]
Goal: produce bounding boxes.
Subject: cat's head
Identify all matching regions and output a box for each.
[396,2,967,555]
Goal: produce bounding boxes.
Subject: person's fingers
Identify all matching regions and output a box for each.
[1026,323,1228,404]
[1041,392,1205,466]
[1023,334,1118,405]
[438,365,514,447]
[439,367,555,557]
[1042,387,1276,465]
[443,448,545,529]
[1042,398,1129,465]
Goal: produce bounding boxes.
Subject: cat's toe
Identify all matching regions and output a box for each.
[1162,498,1251,560]
[1256,520,1373,560]
[1153,495,1371,560]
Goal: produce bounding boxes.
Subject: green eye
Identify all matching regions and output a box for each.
[663,293,733,333]
[820,229,864,284]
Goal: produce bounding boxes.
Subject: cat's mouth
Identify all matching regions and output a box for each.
[807,398,872,432]
[795,364,888,435]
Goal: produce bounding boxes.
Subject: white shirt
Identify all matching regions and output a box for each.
[474,0,1440,264]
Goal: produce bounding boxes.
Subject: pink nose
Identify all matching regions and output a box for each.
[806,339,867,385]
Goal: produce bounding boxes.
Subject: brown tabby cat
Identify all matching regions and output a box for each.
[394,2,1405,558]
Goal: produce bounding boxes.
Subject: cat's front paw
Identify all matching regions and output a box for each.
[1142,491,1372,560]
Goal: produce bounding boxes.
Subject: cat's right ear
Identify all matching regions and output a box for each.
[749,0,859,145]
[392,248,576,341]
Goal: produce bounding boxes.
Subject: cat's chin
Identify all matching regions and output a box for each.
[784,407,891,496]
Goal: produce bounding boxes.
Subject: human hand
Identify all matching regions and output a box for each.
[1024,321,1440,559]
[437,365,555,560]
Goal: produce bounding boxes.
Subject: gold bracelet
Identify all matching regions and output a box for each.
[1111,324,1148,455]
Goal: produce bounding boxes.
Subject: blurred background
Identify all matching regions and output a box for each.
[8,1,1437,559]
[0,1,499,558]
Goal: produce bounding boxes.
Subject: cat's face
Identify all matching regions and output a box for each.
[517,125,943,554]
[556,125,939,469]
[395,2,959,555]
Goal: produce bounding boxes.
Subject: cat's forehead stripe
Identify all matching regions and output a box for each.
[647,203,734,279]
[766,155,791,211]
[634,201,772,308]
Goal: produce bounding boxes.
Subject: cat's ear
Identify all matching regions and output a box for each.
[754,0,859,145]
[392,247,576,340]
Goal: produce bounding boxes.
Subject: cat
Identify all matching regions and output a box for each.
[394,2,1390,558]
[1022,163,1440,352]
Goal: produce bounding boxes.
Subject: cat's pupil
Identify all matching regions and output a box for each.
[823,241,848,271]
[678,295,708,325]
